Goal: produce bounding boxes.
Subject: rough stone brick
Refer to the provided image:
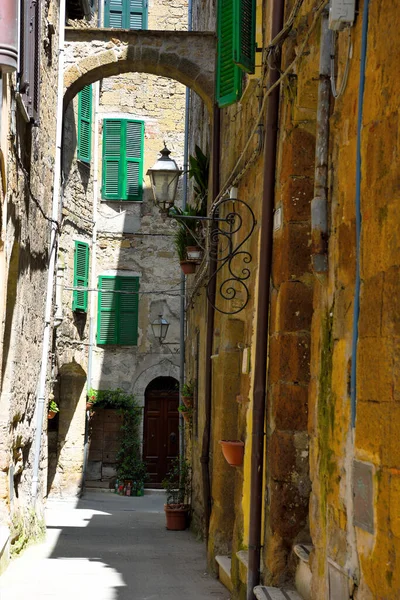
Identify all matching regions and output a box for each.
[269,481,309,538]
[382,266,400,337]
[275,281,313,333]
[272,223,311,286]
[280,176,313,222]
[357,337,392,402]
[270,430,296,482]
[271,383,308,431]
[279,127,316,182]
[269,333,311,384]
[359,272,384,338]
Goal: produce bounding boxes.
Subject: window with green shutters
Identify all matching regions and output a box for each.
[72,241,90,312]
[104,0,148,30]
[77,85,92,163]
[216,0,256,107]
[102,119,144,201]
[97,275,140,345]
[233,0,256,73]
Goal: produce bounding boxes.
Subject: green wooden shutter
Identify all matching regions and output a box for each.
[233,0,256,73]
[129,0,146,29]
[77,85,92,163]
[118,277,139,345]
[216,0,242,107]
[102,119,123,200]
[97,276,118,344]
[73,241,89,312]
[104,0,124,27]
[125,120,144,201]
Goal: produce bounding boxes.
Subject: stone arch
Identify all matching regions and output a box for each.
[64,29,215,113]
[133,358,179,408]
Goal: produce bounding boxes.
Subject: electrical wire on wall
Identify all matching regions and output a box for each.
[330,28,352,99]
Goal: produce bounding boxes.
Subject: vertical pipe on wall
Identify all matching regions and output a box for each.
[31,0,66,504]
[201,105,220,540]
[351,0,370,428]
[247,0,284,596]
[83,80,100,489]
[311,7,331,275]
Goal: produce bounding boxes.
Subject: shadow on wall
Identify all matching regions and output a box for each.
[47,361,86,496]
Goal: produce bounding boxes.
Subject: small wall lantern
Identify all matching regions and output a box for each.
[151,314,170,343]
[147,145,183,219]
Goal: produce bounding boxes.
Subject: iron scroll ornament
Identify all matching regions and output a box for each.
[206,198,256,315]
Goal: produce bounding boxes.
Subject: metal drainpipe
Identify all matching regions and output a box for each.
[179,0,192,461]
[311,6,331,275]
[247,0,284,596]
[31,0,66,504]
[201,105,220,541]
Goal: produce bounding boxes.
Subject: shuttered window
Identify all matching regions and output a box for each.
[97,276,139,345]
[104,0,148,29]
[233,0,256,73]
[73,242,90,312]
[216,0,256,107]
[19,0,41,122]
[102,119,144,201]
[77,85,92,163]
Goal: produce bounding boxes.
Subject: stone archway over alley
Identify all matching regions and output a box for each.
[64,28,216,112]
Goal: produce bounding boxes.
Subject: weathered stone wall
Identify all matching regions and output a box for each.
[52,1,187,496]
[0,0,61,545]
[309,3,400,599]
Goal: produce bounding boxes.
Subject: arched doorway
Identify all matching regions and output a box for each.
[143,376,179,488]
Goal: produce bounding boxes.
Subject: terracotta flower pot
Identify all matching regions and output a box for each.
[182,395,193,408]
[180,261,196,275]
[48,410,57,420]
[219,440,245,467]
[182,411,192,424]
[164,504,189,530]
[86,401,94,411]
[186,246,203,262]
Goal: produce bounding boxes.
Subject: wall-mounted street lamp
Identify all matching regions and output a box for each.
[147,145,183,220]
[151,314,170,343]
[147,146,257,315]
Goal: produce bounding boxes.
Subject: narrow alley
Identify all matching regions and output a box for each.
[0,491,228,600]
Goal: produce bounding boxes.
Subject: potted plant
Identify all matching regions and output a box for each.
[162,457,191,530]
[117,455,148,496]
[174,226,197,275]
[48,400,59,420]
[178,403,192,424]
[219,440,245,467]
[86,388,97,410]
[181,380,194,408]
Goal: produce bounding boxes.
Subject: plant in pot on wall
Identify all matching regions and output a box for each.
[219,440,245,467]
[178,403,192,425]
[86,388,98,411]
[48,400,59,420]
[162,457,191,530]
[181,380,194,408]
[172,206,203,274]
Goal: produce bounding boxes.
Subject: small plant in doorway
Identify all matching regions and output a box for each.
[117,454,148,496]
[162,457,191,530]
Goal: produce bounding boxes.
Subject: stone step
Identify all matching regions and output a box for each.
[293,544,313,600]
[215,555,233,593]
[254,586,303,600]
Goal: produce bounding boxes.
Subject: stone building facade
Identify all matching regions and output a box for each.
[49,0,187,496]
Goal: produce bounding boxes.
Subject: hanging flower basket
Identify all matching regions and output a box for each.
[86,401,94,411]
[48,410,57,420]
[219,440,245,467]
[186,246,203,263]
[180,261,196,275]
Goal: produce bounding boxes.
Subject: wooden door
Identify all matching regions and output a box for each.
[87,409,123,481]
[143,389,179,487]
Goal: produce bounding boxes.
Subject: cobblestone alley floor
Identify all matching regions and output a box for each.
[0,490,230,600]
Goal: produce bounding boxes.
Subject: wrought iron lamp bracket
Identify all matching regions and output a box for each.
[169,197,256,315]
